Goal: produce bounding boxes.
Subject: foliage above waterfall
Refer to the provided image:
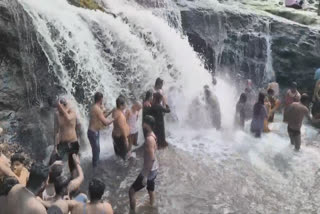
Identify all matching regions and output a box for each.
[67,0,104,11]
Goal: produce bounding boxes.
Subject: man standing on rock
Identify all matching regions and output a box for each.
[55,98,80,174]
[129,115,158,213]
[88,92,114,168]
[284,94,317,151]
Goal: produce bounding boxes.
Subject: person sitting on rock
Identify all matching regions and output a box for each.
[285,0,304,9]
[11,153,29,186]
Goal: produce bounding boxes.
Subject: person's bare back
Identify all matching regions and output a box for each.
[112,109,129,138]
[71,201,113,214]
[7,184,47,214]
[284,102,310,131]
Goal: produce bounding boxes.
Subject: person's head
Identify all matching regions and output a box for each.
[48,163,63,184]
[94,92,104,104]
[267,88,275,97]
[89,178,105,202]
[300,93,309,106]
[212,77,217,86]
[153,93,163,105]
[257,92,265,105]
[47,205,64,214]
[116,96,126,110]
[26,162,49,195]
[54,176,70,197]
[132,101,142,112]
[239,93,247,104]
[155,78,164,89]
[11,153,25,176]
[144,90,153,102]
[291,82,298,92]
[143,115,155,136]
[253,92,266,117]
[59,98,68,107]
[0,176,19,196]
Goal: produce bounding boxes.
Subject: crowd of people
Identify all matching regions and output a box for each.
[0,77,171,214]
[235,77,320,151]
[0,73,320,213]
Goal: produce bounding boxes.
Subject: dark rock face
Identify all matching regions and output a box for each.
[0,0,62,160]
[181,7,320,92]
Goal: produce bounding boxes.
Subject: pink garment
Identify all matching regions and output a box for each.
[285,0,299,6]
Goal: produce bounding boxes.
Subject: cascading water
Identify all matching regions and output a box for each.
[15,0,320,213]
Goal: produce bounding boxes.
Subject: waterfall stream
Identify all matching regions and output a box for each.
[15,0,320,213]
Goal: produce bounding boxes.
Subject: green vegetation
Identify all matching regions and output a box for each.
[79,0,104,11]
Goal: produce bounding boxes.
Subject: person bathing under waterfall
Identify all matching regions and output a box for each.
[235,93,247,129]
[112,96,131,160]
[150,93,170,148]
[154,77,167,106]
[251,93,268,138]
[129,115,158,213]
[126,101,142,147]
[204,85,221,130]
[54,98,81,175]
[88,92,114,168]
[284,94,319,151]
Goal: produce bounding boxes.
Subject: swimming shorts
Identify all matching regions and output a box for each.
[112,136,128,160]
[131,170,158,192]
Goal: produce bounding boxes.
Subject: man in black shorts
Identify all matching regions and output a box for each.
[129,115,158,212]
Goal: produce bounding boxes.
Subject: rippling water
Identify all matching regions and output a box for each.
[80,114,320,214]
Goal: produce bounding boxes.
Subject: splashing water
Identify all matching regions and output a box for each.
[17,0,320,213]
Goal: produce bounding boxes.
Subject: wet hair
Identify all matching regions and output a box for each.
[94,92,103,103]
[89,178,105,201]
[49,164,63,184]
[26,162,49,191]
[47,205,63,214]
[10,153,25,164]
[116,96,126,108]
[143,115,155,129]
[267,88,274,96]
[144,90,153,102]
[291,82,298,89]
[301,93,309,105]
[54,176,70,196]
[0,176,19,196]
[239,93,247,103]
[155,77,164,87]
[153,92,163,104]
[253,92,266,117]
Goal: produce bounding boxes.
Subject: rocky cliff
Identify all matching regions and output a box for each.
[180,3,320,92]
[0,0,63,160]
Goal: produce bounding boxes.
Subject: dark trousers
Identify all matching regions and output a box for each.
[88,130,100,167]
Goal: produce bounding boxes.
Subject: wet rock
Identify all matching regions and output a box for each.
[0,0,62,160]
[181,6,320,92]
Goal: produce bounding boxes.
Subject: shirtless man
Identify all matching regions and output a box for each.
[88,92,114,167]
[0,176,19,214]
[284,94,316,151]
[129,115,158,213]
[55,98,80,173]
[112,96,130,160]
[7,162,49,214]
[69,178,113,214]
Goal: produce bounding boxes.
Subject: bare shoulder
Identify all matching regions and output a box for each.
[28,198,47,214]
[103,202,113,214]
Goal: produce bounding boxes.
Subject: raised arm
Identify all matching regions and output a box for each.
[67,154,84,195]
[98,107,114,127]
[57,103,72,121]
